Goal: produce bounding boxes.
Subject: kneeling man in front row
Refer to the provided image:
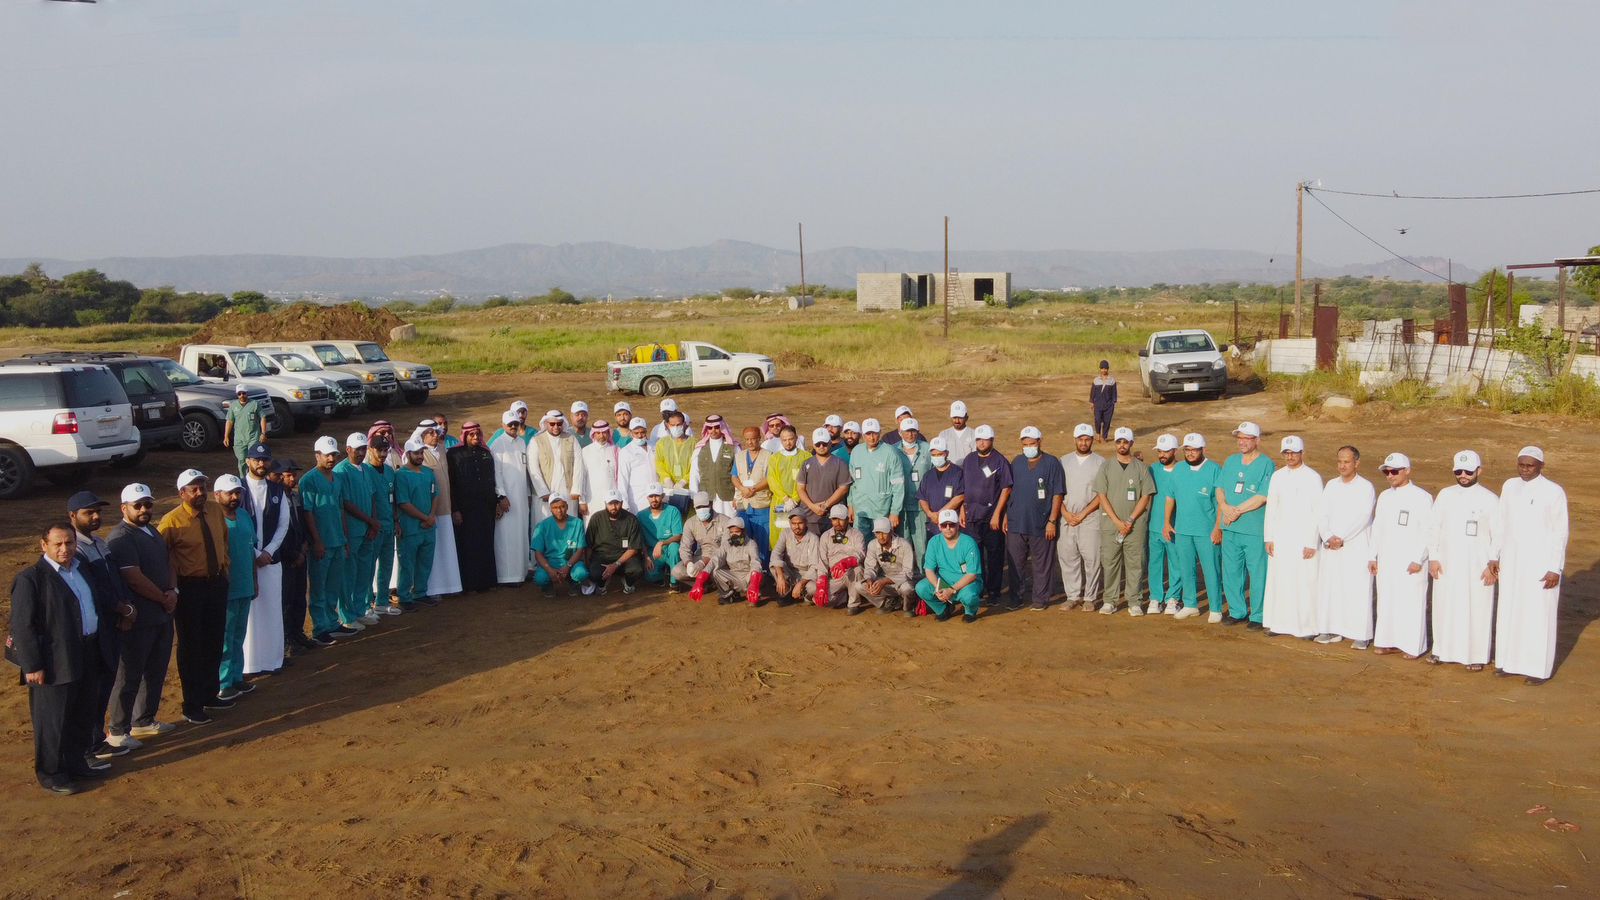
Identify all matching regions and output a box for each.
[712,520,764,605]
[770,511,823,607]
[852,517,917,615]
[916,509,983,622]
[584,492,645,595]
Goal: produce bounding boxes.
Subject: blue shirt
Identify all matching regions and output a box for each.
[917,463,965,516]
[531,515,586,566]
[46,557,98,636]
[1006,453,1066,536]
[923,532,982,586]
[960,450,1013,521]
[639,504,684,549]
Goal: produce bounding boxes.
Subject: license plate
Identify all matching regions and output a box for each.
[1183,383,1200,392]
[97,416,121,437]
[321,405,334,415]
[421,380,437,390]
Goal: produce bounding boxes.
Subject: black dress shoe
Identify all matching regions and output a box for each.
[1224,616,1244,626]
[962,613,978,623]
[1245,621,1263,631]
[848,606,865,616]
[1525,676,1549,686]
[935,608,954,622]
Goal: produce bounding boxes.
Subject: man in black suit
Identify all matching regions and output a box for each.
[67,491,137,763]
[273,458,320,653]
[7,522,120,794]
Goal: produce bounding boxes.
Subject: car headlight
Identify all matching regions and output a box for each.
[398,368,412,379]
[1212,358,1226,371]
[290,389,306,400]
[363,372,376,382]
[1151,361,1170,374]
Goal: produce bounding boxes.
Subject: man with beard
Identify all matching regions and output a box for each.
[638,484,684,588]
[1368,452,1432,659]
[853,518,918,614]
[730,426,772,563]
[1146,435,1182,615]
[798,427,853,537]
[490,412,533,585]
[818,504,865,609]
[1164,433,1222,622]
[712,520,765,605]
[770,511,823,606]
[1426,450,1498,670]
[241,444,289,677]
[1261,436,1322,639]
[1092,427,1155,616]
[1315,446,1377,648]
[395,437,440,609]
[960,424,1011,605]
[105,483,177,748]
[1491,446,1568,684]
[214,475,259,701]
[158,470,232,724]
[1059,424,1105,611]
[584,492,646,595]
[446,422,503,593]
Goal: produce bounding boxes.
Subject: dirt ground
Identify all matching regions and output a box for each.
[2,371,1597,898]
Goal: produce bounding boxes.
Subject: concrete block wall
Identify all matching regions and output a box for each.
[856,273,908,311]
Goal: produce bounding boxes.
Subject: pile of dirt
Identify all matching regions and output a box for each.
[187,302,409,348]
[772,349,819,369]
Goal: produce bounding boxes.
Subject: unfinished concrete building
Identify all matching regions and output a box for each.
[856,272,1011,311]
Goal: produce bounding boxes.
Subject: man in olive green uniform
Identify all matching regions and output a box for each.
[1093,426,1157,615]
[223,387,266,480]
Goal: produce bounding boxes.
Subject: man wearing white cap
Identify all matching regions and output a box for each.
[1216,422,1275,628]
[838,421,862,462]
[490,401,531,446]
[883,405,919,446]
[1093,426,1156,615]
[848,418,903,539]
[300,438,355,642]
[1146,435,1183,614]
[1425,450,1498,669]
[821,414,845,452]
[650,398,683,444]
[1006,425,1065,610]
[570,401,593,447]
[916,509,983,622]
[712,519,765,605]
[618,419,656,512]
[675,491,732,600]
[918,437,965,544]
[895,418,933,564]
[1164,433,1222,621]
[1261,436,1322,638]
[528,409,586,530]
[105,483,178,744]
[770,510,823,605]
[819,504,866,609]
[394,437,439,608]
[939,401,977,465]
[1315,445,1376,647]
[798,426,854,536]
[854,517,918,613]
[1492,447,1568,684]
[1368,452,1433,658]
[637,484,684,588]
[960,424,1012,604]
[214,474,260,701]
[1058,423,1106,610]
[611,402,635,447]
[530,496,588,595]
[490,411,534,584]
[577,420,622,517]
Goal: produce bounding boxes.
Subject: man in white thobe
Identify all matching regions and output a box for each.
[938,400,977,465]
[489,411,533,584]
[527,409,585,529]
[1261,436,1321,639]
[578,420,623,518]
[1368,452,1433,658]
[617,419,656,513]
[1492,446,1568,684]
[243,447,290,674]
[1316,445,1376,648]
[1426,449,1499,669]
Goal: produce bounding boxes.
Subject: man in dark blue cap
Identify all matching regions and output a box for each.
[67,491,136,768]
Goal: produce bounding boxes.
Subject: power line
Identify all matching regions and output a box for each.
[1308,185,1600,200]
[1302,188,1462,284]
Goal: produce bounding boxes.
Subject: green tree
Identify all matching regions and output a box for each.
[1574,244,1600,302]
[8,291,77,327]
[229,290,273,315]
[1472,268,1531,325]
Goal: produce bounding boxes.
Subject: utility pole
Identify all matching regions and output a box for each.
[1295,181,1305,337]
[797,222,806,300]
[943,215,950,340]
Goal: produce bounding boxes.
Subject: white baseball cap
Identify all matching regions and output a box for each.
[937,509,960,525]
[894,405,913,418]
[1233,422,1262,438]
[692,491,712,507]
[861,417,882,434]
[121,483,153,504]
[1382,452,1411,470]
[1113,427,1134,442]
[1153,434,1179,452]
[570,400,589,414]
[1452,450,1481,470]
[1518,445,1544,462]
[501,409,519,425]
[1019,425,1042,440]
[404,437,426,453]
[829,503,850,519]
[824,414,843,427]
[176,469,207,489]
[929,436,949,452]
[314,436,340,455]
[974,424,995,440]
[1281,435,1305,453]
[843,420,861,433]
[613,400,632,413]
[659,398,678,411]
[646,483,665,497]
[346,432,368,448]
[1072,424,1094,438]
[214,474,243,493]
[1182,432,1206,448]
[630,418,650,432]
[872,517,893,534]
[900,418,919,433]
[510,400,529,412]
[950,400,968,417]
[811,427,832,445]
[602,490,623,504]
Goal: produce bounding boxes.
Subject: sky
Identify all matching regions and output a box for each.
[2,0,1597,270]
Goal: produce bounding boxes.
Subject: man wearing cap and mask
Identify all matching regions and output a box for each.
[578,420,622,518]
[570,401,593,447]
[770,511,823,605]
[918,436,965,539]
[446,421,502,594]
[854,518,918,614]
[651,398,683,443]
[1492,446,1567,684]
[67,491,135,761]
[1146,434,1183,615]
[223,386,267,481]
[1315,445,1377,647]
[917,509,983,622]
[214,474,260,701]
[241,444,290,678]
[395,437,440,608]
[531,496,587,595]
[1163,433,1222,621]
[1216,422,1275,628]
[654,410,695,517]
[730,426,772,563]
[1426,450,1498,670]
[584,492,646,595]
[1261,436,1322,638]
[618,419,656,512]
[159,469,233,723]
[961,424,1012,605]
[819,504,865,609]
[675,492,732,600]
[938,401,977,464]
[798,426,854,537]
[528,409,585,530]
[689,414,739,519]
[638,484,684,588]
[1006,425,1065,610]
[847,418,903,540]
[894,418,933,564]
[1092,426,1156,615]
[712,520,765,605]
[1090,360,1118,441]
[1368,452,1433,659]
[105,483,178,747]
[1059,423,1106,611]
[301,438,356,642]
[488,412,534,585]
[766,425,811,547]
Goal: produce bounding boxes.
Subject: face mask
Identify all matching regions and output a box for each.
[696,508,712,521]
[729,536,745,546]
[1023,446,1040,459]
[670,426,685,438]
[931,454,947,468]
[780,446,798,456]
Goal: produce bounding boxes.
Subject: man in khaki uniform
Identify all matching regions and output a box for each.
[675,491,732,600]
[853,517,917,614]
[818,504,865,609]
[1093,426,1157,615]
[713,520,764,605]
[770,510,822,606]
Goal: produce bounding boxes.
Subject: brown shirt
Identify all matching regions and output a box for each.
[158,501,231,580]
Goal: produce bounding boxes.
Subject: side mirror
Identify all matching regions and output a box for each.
[266,364,280,375]
[1218,344,1229,353]
[1137,348,1148,358]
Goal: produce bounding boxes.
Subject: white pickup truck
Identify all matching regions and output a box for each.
[606,341,776,397]
[176,344,338,434]
[1137,329,1229,403]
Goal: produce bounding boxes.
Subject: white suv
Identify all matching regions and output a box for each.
[0,362,140,499]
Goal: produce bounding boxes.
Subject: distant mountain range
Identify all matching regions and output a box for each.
[0,241,1478,300]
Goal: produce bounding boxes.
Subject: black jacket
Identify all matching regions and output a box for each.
[6,558,117,685]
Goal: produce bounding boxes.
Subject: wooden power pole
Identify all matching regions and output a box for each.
[943,216,950,340]
[797,222,806,299]
[1295,181,1304,337]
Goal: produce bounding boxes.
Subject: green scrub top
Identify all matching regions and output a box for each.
[1170,459,1221,537]
[299,466,346,549]
[1217,453,1275,536]
[394,466,437,538]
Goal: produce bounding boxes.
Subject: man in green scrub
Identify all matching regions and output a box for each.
[1216,421,1274,628]
[638,484,684,588]
[1146,434,1183,615]
[1093,426,1156,616]
[915,509,983,622]
[299,436,354,642]
[847,418,903,538]
[362,431,399,618]
[335,433,381,629]
[1163,432,1222,621]
[394,437,438,609]
[223,387,266,480]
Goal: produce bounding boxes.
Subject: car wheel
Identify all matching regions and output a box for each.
[270,400,294,437]
[1148,386,1165,405]
[641,376,668,398]
[180,412,220,452]
[44,465,92,489]
[404,390,429,407]
[110,448,148,470]
[737,369,764,391]
[0,445,35,500]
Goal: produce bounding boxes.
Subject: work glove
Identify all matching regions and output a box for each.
[830,557,858,579]
[689,570,711,603]
[746,572,765,606]
[813,574,831,607]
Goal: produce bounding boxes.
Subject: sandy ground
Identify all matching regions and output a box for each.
[2,372,1597,898]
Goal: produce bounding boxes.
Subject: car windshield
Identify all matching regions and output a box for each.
[156,359,201,387]
[1153,334,1216,354]
[229,351,271,377]
[117,362,173,396]
[274,353,319,372]
[354,343,389,363]
[312,346,348,365]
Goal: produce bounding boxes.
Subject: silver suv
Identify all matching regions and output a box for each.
[0,361,139,499]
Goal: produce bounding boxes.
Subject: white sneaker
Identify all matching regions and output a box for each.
[1314,633,1341,644]
[1173,607,1200,620]
[376,605,402,616]
[105,732,144,750]
[1146,600,1162,615]
[341,620,366,631]
[1207,611,1224,624]
[1352,639,1371,650]
[1128,605,1145,618]
[1099,603,1117,615]
[1164,600,1181,615]
[358,613,381,626]
[130,721,176,737]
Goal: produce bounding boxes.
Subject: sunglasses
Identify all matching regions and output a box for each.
[1380,468,1402,475]
[130,500,154,510]
[939,522,959,529]
[1453,469,1475,476]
